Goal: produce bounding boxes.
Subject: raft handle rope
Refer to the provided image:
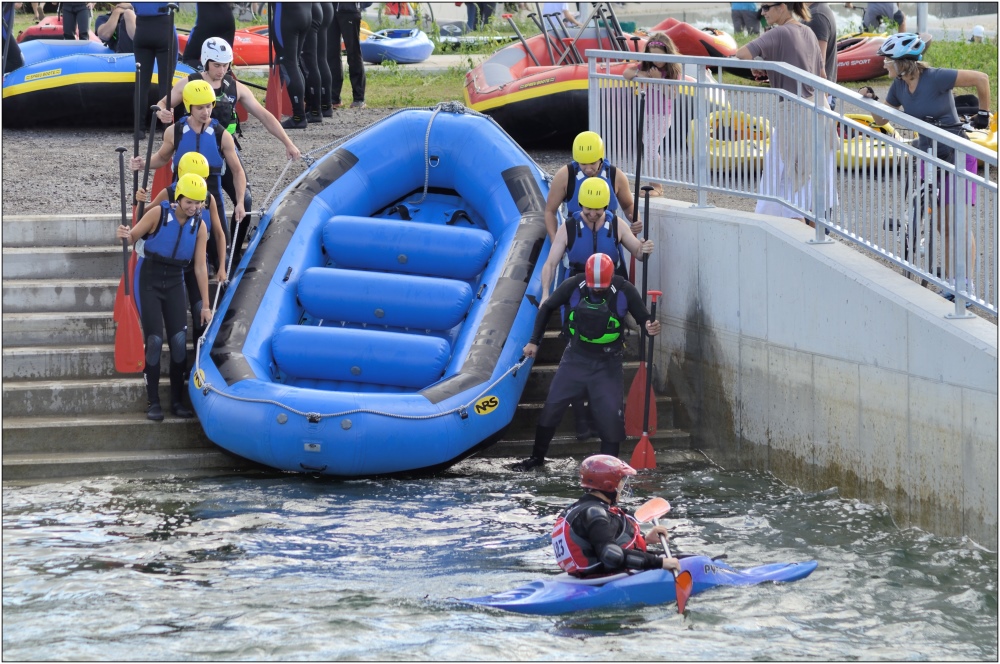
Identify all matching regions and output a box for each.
[191,354,531,424]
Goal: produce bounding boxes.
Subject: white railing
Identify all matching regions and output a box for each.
[586,49,998,317]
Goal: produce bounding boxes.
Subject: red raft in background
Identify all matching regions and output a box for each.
[464,25,642,145]
[646,17,738,58]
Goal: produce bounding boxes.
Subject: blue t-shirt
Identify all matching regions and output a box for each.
[886,67,960,126]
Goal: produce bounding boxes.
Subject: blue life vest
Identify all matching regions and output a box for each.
[564,159,621,217]
[173,117,226,190]
[133,3,170,16]
[144,201,204,267]
[564,210,621,278]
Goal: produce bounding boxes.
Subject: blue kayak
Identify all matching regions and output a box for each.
[360,28,434,64]
[463,556,818,615]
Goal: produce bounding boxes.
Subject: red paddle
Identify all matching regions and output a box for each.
[629,291,661,470]
[114,147,145,374]
[633,496,670,523]
[653,514,692,613]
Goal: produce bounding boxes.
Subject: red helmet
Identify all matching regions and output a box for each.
[580,454,636,493]
[585,253,614,290]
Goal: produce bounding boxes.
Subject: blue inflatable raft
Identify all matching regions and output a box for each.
[17,38,111,67]
[464,556,819,614]
[360,28,434,64]
[2,53,193,128]
[189,104,551,477]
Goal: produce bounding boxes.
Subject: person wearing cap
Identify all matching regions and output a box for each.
[116,173,212,421]
[155,37,301,267]
[512,252,661,470]
[862,33,991,305]
[552,454,680,577]
[545,131,640,248]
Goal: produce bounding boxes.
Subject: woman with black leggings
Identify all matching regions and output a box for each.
[270,2,314,128]
[133,3,177,127]
[181,2,236,69]
[116,173,212,421]
[303,2,333,120]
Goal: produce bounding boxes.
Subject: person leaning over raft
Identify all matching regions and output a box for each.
[862,33,991,304]
[734,2,834,226]
[552,455,680,577]
[95,3,136,54]
[116,174,212,422]
[512,252,661,471]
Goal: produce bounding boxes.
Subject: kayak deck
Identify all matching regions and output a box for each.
[463,555,818,615]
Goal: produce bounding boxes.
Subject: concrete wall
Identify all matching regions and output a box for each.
[644,199,998,549]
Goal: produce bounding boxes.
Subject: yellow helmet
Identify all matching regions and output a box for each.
[176,152,210,180]
[182,80,216,112]
[578,177,610,209]
[175,173,208,202]
[572,131,604,164]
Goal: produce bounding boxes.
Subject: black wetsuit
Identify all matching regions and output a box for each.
[304,2,334,113]
[271,2,313,119]
[2,3,23,74]
[133,3,177,126]
[61,3,91,40]
[181,2,236,69]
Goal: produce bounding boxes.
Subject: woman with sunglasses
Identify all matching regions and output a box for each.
[623,33,682,197]
[734,2,833,224]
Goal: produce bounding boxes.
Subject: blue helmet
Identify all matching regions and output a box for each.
[876,33,926,61]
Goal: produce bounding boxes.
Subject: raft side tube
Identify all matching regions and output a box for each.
[323,216,495,279]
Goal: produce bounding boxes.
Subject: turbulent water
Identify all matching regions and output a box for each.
[3,456,996,661]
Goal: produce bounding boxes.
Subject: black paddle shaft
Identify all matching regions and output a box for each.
[137,105,160,220]
[116,147,131,297]
[505,14,540,67]
[641,297,658,434]
[133,62,141,202]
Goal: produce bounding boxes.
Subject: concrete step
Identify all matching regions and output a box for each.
[3,311,117,346]
[503,396,677,439]
[2,414,213,454]
[1,448,262,483]
[2,377,189,417]
[3,277,119,314]
[2,343,194,381]
[484,428,692,460]
[2,214,121,248]
[2,245,127,280]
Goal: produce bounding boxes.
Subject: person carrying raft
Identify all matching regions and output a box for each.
[155,37,302,267]
[512,252,661,471]
[552,455,680,577]
[116,173,213,421]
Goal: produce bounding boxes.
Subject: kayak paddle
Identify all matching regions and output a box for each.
[624,185,657,437]
[634,496,670,523]
[629,291,661,470]
[628,89,646,286]
[115,147,145,374]
[653,514,692,614]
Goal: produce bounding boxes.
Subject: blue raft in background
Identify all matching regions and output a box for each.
[189,104,552,477]
[360,28,434,64]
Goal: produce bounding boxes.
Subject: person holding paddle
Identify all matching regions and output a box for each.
[552,455,680,577]
[512,252,660,471]
[116,173,212,422]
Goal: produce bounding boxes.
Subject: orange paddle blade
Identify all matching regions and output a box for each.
[674,570,693,614]
[114,295,145,374]
[634,497,670,523]
[625,361,657,437]
[113,274,125,322]
[629,432,656,470]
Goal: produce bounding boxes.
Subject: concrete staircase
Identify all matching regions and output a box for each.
[1,214,260,482]
[2,214,690,482]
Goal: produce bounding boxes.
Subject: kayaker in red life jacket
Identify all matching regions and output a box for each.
[552,455,681,577]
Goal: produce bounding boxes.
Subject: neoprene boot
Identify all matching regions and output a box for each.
[281,116,308,129]
[306,110,323,123]
[169,360,195,418]
[511,425,557,471]
[144,363,164,421]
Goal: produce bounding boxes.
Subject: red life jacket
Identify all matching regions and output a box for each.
[551,502,647,575]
